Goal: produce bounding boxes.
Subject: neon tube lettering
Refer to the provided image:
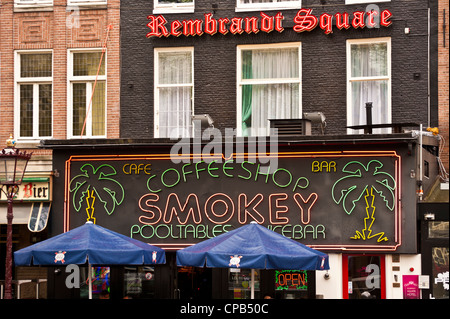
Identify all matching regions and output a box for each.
[352,11,366,29]
[238,193,265,224]
[293,8,318,33]
[182,19,204,36]
[230,17,244,34]
[244,16,259,34]
[146,15,169,37]
[269,193,289,224]
[171,20,182,37]
[293,193,318,225]
[218,17,230,35]
[139,193,162,225]
[366,10,378,28]
[162,193,202,224]
[335,12,350,30]
[204,193,235,224]
[319,13,333,34]
[380,9,393,27]
[204,13,217,35]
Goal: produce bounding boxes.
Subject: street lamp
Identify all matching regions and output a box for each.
[0,134,32,299]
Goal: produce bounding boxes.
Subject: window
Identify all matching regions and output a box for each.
[68,50,106,138]
[237,43,301,136]
[153,0,194,14]
[154,48,194,138]
[343,254,386,299]
[28,202,51,232]
[346,0,390,4]
[228,269,260,299]
[67,0,107,6]
[15,51,53,140]
[14,0,53,9]
[236,0,301,12]
[347,38,391,134]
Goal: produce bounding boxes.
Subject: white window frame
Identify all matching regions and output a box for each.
[346,37,391,134]
[67,0,107,7]
[236,0,301,12]
[67,49,107,139]
[154,47,194,138]
[14,50,53,142]
[153,0,195,14]
[345,0,390,4]
[14,0,53,10]
[236,42,302,137]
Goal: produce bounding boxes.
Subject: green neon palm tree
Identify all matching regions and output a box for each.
[70,164,125,222]
[331,160,396,241]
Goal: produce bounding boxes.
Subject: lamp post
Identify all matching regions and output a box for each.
[0,134,31,299]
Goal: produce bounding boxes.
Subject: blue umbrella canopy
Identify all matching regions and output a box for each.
[176,222,329,270]
[14,222,166,266]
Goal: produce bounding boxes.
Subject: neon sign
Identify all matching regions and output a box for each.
[64,150,402,251]
[275,270,307,291]
[146,8,392,37]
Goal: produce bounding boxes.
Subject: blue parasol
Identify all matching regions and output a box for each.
[14,221,165,298]
[176,222,329,298]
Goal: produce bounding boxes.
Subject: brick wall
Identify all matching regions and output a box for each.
[0,0,121,149]
[120,0,432,138]
[438,0,449,172]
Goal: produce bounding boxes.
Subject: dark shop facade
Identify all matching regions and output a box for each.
[39,0,448,299]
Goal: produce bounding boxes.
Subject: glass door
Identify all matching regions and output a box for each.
[343,254,386,299]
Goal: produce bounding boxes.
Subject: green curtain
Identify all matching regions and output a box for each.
[241,51,253,136]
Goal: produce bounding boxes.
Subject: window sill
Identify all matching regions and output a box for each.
[235,4,301,13]
[153,7,195,14]
[14,5,53,13]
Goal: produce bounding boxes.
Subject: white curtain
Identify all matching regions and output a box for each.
[243,47,300,136]
[350,43,389,134]
[158,51,192,138]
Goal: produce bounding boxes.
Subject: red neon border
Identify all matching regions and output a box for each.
[64,150,402,251]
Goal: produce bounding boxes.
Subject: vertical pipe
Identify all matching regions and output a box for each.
[365,102,373,134]
[251,269,255,299]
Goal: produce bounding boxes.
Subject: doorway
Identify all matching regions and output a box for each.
[176,266,212,299]
[342,254,386,299]
[420,203,449,299]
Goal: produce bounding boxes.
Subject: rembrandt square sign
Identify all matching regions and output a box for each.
[55,138,417,254]
[146,8,392,37]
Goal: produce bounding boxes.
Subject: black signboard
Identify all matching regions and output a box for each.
[63,149,405,252]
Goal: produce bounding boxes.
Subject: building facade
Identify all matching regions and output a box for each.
[1,0,448,300]
[117,0,447,300]
[0,0,120,298]
[39,0,447,300]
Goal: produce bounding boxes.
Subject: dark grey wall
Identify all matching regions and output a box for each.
[120,0,432,138]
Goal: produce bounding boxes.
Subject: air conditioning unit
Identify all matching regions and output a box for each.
[269,119,311,136]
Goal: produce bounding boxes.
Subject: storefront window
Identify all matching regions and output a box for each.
[80,266,110,299]
[124,266,156,299]
[344,255,385,299]
[429,221,449,239]
[228,269,260,299]
[431,247,449,299]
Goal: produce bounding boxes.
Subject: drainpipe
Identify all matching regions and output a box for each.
[427,7,431,127]
[419,123,424,200]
